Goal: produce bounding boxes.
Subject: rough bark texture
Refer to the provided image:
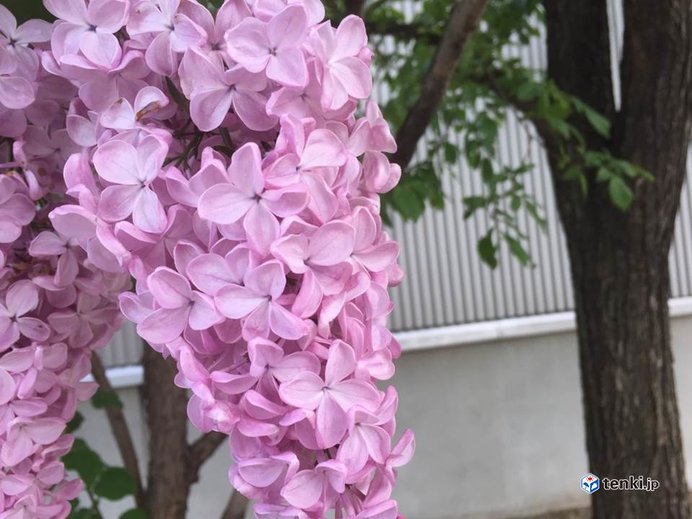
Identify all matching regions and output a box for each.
[544,1,692,517]
[221,492,250,519]
[141,347,192,519]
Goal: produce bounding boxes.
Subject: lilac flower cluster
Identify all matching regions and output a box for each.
[0,6,129,517]
[0,0,414,517]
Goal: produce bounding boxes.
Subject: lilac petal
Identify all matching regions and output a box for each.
[44,0,88,24]
[198,184,254,225]
[6,281,39,317]
[0,368,15,405]
[132,187,167,233]
[189,293,221,330]
[238,458,286,488]
[0,76,34,109]
[232,89,276,132]
[333,15,368,60]
[147,267,191,309]
[186,254,235,295]
[1,430,35,466]
[331,57,372,99]
[356,242,400,272]
[268,5,307,49]
[17,317,51,342]
[262,187,308,218]
[137,307,188,344]
[98,185,139,222]
[93,139,139,185]
[100,98,135,130]
[87,0,128,33]
[190,86,233,132]
[316,393,348,448]
[280,470,323,509]
[225,18,270,73]
[215,284,266,319]
[50,205,97,240]
[245,261,285,299]
[267,48,307,88]
[29,231,67,257]
[330,379,380,412]
[26,419,64,445]
[270,235,308,274]
[273,352,320,382]
[278,372,324,410]
[145,31,176,76]
[228,143,263,197]
[269,302,309,340]
[81,31,121,68]
[211,372,257,395]
[325,341,356,386]
[301,129,346,169]
[243,203,279,255]
[308,220,355,266]
[291,269,322,318]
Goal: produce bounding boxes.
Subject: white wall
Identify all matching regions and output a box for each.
[77,310,692,519]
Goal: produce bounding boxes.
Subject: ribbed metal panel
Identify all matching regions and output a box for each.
[100,0,692,366]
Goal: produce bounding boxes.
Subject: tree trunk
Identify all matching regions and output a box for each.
[544,1,692,518]
[141,347,191,519]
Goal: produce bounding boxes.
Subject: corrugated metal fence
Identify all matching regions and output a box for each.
[100,0,692,366]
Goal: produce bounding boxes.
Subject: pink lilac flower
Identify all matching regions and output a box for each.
[0,1,413,517]
[46,0,130,69]
[225,4,309,87]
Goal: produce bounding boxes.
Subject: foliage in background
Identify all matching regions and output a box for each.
[363,0,651,267]
[65,392,145,519]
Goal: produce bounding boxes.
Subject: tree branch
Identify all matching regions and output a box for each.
[390,0,490,170]
[187,431,226,484]
[91,355,146,509]
[221,491,250,519]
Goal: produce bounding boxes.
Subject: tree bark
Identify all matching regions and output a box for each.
[141,347,191,519]
[544,1,692,517]
[221,492,249,519]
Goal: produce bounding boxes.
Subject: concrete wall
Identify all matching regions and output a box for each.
[77,311,692,519]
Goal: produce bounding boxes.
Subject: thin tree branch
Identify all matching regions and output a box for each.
[390,0,490,170]
[91,354,146,509]
[221,491,250,519]
[187,431,226,484]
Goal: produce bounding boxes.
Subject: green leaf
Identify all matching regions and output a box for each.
[66,412,84,433]
[504,234,532,266]
[63,439,105,487]
[120,509,148,519]
[443,142,458,163]
[91,389,124,410]
[68,508,100,519]
[608,176,633,211]
[596,167,611,183]
[582,105,611,137]
[94,467,136,501]
[463,196,487,218]
[516,80,541,101]
[478,232,498,269]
